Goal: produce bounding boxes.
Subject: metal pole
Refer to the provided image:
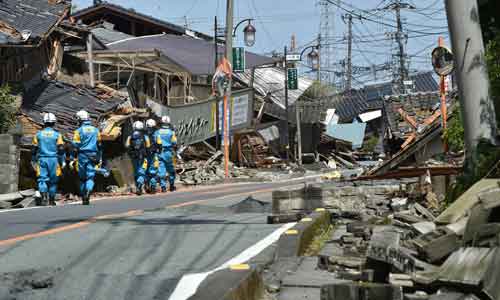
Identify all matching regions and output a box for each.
[296,101,302,165]
[395,1,407,92]
[214,15,221,151]
[87,32,95,88]
[224,0,234,179]
[438,36,448,153]
[284,46,290,160]
[317,34,321,82]
[445,0,497,170]
[346,14,353,92]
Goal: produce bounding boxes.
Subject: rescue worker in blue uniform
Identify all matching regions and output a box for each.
[126,121,151,195]
[145,119,160,193]
[32,113,65,206]
[72,110,102,205]
[153,116,177,192]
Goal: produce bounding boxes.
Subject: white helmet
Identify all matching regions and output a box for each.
[43,113,57,124]
[76,110,90,122]
[133,121,144,131]
[146,119,157,129]
[161,115,171,125]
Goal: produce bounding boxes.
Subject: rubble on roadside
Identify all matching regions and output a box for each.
[262,178,500,300]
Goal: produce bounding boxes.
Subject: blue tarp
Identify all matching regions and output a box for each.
[326,122,367,149]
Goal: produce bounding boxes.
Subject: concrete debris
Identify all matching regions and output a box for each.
[264,174,500,300]
[0,189,40,209]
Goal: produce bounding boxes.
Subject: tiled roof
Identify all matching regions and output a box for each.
[72,2,211,40]
[90,24,133,45]
[21,80,125,136]
[107,34,276,75]
[327,71,439,122]
[0,0,69,45]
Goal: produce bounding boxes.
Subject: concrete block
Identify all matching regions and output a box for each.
[0,134,14,144]
[0,191,22,202]
[321,282,403,300]
[411,228,459,263]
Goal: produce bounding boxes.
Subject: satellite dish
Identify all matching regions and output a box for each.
[432,46,455,76]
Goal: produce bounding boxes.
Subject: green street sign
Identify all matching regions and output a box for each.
[232,47,245,72]
[287,68,298,90]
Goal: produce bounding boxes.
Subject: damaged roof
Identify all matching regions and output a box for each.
[234,67,314,121]
[72,2,211,40]
[21,80,126,138]
[106,34,276,75]
[0,0,69,45]
[90,22,133,45]
[330,71,439,122]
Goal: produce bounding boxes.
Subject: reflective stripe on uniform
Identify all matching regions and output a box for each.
[73,130,81,143]
[142,159,148,170]
[56,164,62,177]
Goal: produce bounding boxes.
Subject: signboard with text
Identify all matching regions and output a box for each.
[287,68,298,90]
[232,47,246,72]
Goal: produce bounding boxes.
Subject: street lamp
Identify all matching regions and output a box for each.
[233,18,256,47]
[301,45,320,70]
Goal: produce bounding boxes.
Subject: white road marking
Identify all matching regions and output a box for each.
[168,222,297,300]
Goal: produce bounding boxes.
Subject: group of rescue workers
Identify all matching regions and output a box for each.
[32,110,177,206]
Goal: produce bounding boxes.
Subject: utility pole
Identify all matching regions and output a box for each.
[344,13,353,93]
[214,16,221,151]
[224,0,234,179]
[445,0,498,171]
[385,0,413,93]
[317,34,321,82]
[284,46,290,160]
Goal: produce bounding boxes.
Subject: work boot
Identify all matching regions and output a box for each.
[136,185,143,196]
[49,196,56,206]
[41,193,49,206]
[161,187,167,193]
[169,185,176,192]
[82,191,90,205]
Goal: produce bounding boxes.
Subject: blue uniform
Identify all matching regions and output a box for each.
[126,131,151,192]
[153,126,177,189]
[146,129,159,191]
[73,121,102,197]
[32,127,64,199]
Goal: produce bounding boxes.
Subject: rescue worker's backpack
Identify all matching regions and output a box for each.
[128,131,147,160]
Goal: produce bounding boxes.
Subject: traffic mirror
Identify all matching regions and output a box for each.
[432,46,455,76]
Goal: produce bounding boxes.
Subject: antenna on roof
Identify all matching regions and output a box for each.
[93,0,103,5]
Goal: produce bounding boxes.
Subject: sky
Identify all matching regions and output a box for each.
[73,0,449,85]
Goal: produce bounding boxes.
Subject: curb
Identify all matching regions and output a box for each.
[188,264,264,300]
[275,209,331,258]
[190,209,331,300]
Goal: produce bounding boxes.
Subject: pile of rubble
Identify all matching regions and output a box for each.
[0,189,37,209]
[265,178,500,300]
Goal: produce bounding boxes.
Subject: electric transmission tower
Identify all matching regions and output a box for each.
[318,0,338,87]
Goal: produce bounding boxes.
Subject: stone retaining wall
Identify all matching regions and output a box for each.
[0,134,19,194]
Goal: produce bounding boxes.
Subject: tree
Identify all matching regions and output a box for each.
[0,85,17,134]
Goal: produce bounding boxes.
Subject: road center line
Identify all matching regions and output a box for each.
[168,222,297,300]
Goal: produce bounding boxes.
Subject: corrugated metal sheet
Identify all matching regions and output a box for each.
[234,67,315,121]
[21,80,125,139]
[107,34,276,75]
[0,0,69,45]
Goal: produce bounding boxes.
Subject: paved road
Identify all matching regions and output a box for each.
[0,177,316,300]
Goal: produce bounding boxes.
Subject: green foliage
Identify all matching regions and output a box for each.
[443,108,465,153]
[362,135,379,153]
[486,36,500,126]
[0,85,17,134]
